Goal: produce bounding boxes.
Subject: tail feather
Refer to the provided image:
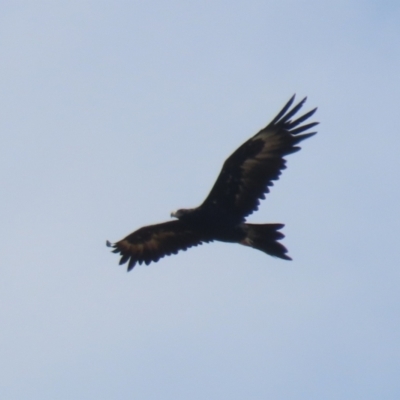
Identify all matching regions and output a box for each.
[240,223,292,260]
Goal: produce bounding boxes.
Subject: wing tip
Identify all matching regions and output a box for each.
[127,257,137,271]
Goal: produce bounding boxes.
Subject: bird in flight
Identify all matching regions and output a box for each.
[107,95,318,271]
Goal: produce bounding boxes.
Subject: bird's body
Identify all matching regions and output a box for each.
[107,95,318,271]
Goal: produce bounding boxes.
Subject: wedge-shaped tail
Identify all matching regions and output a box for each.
[240,223,291,260]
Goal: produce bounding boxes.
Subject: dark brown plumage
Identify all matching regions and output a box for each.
[107,95,318,271]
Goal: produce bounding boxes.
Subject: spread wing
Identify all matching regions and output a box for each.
[201,95,318,220]
[107,220,210,271]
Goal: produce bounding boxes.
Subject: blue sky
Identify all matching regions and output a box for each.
[1,1,399,399]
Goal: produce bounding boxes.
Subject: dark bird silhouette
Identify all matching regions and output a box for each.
[107,95,318,271]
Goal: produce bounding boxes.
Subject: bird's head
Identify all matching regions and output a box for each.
[170,208,192,219]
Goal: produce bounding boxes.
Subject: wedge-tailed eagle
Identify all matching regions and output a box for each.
[107,95,318,271]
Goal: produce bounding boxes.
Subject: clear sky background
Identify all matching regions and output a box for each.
[1,1,399,399]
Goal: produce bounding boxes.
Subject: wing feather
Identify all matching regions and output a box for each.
[201,95,318,220]
[107,220,210,271]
